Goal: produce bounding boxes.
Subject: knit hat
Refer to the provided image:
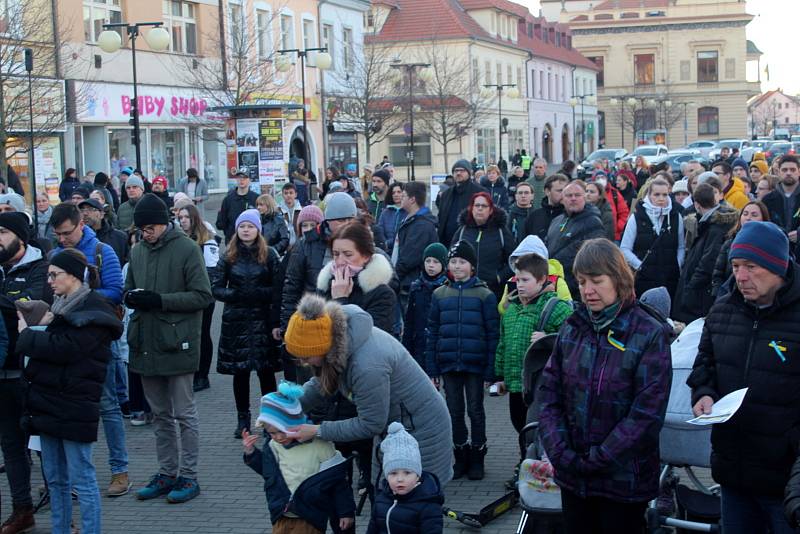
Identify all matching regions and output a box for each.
[381,422,422,477]
[0,192,26,213]
[50,250,88,282]
[672,179,689,194]
[0,212,29,244]
[423,242,448,269]
[285,294,334,358]
[730,221,790,276]
[121,166,134,176]
[640,286,671,319]
[750,159,769,176]
[732,158,748,171]
[448,240,477,268]
[452,159,472,175]
[133,193,170,227]
[346,163,357,172]
[152,176,168,190]
[752,152,767,162]
[328,181,344,193]
[172,192,192,210]
[255,382,308,433]
[125,175,144,191]
[324,192,357,220]
[235,208,262,232]
[697,171,718,184]
[297,205,324,226]
[372,169,391,186]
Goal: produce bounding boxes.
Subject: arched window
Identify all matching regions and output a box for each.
[698,107,719,135]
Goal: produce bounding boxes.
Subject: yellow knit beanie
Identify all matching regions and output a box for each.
[285,310,333,358]
[750,159,769,176]
[752,151,766,162]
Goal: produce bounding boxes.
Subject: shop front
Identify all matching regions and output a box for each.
[72,81,228,192]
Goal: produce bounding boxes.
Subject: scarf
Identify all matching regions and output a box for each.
[642,196,673,234]
[588,300,622,333]
[50,284,91,317]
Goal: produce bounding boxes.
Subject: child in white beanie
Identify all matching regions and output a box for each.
[366,422,444,533]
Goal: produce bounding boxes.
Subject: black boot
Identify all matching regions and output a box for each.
[467,444,487,480]
[234,411,251,439]
[452,444,469,480]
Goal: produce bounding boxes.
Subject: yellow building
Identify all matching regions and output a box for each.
[541,0,761,150]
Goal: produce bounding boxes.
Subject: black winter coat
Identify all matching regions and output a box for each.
[366,472,444,534]
[95,220,129,264]
[545,205,606,296]
[786,454,800,527]
[688,263,800,498]
[260,213,290,255]
[18,291,123,442]
[674,207,738,323]
[711,236,734,297]
[212,243,281,374]
[631,203,681,299]
[58,177,80,202]
[394,207,438,290]
[507,203,533,244]
[402,272,448,367]
[523,197,565,242]
[451,208,516,297]
[216,189,259,241]
[480,176,510,210]
[280,224,330,330]
[437,179,486,246]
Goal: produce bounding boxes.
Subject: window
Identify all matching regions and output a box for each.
[698,106,719,135]
[539,71,544,98]
[229,2,244,54]
[162,1,197,54]
[634,53,654,86]
[697,51,718,83]
[561,74,565,100]
[256,8,271,60]
[517,67,523,94]
[0,0,23,36]
[588,56,604,87]
[472,58,479,86]
[507,65,512,88]
[496,62,502,85]
[476,128,497,165]
[322,24,334,63]
[280,14,294,51]
[365,9,374,28]
[547,73,552,100]
[485,61,491,86]
[342,27,353,71]
[83,0,122,43]
[302,18,314,51]
[389,135,431,166]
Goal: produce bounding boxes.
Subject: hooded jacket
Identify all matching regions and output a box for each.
[53,226,123,304]
[605,184,631,240]
[394,207,438,289]
[437,179,486,245]
[507,203,533,244]
[539,301,672,502]
[723,177,750,211]
[688,263,800,498]
[523,196,565,242]
[299,297,454,485]
[498,236,573,310]
[480,176,510,210]
[377,205,407,255]
[545,205,606,295]
[674,206,738,323]
[451,207,516,296]
[281,223,331,330]
[402,271,448,367]
[366,472,444,534]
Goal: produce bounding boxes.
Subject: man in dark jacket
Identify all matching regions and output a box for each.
[394,181,438,297]
[125,194,212,504]
[674,183,738,323]
[216,172,258,242]
[0,212,51,533]
[545,181,606,296]
[507,182,534,244]
[762,154,800,244]
[689,221,799,534]
[523,174,567,241]
[94,172,120,211]
[366,169,390,221]
[437,160,486,245]
[79,198,129,264]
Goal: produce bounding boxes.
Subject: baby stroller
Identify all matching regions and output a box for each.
[515,333,564,534]
[646,318,721,533]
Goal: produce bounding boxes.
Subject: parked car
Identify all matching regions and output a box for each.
[577,148,628,178]
[791,135,800,143]
[764,142,795,164]
[663,151,710,181]
[621,144,670,167]
[708,139,751,161]
[740,139,774,163]
[680,140,717,158]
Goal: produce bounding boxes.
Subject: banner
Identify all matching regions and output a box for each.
[259,119,285,186]
[236,119,261,193]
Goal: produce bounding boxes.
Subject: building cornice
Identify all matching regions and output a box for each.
[571,18,749,35]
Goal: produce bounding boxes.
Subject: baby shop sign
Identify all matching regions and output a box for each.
[120,94,207,118]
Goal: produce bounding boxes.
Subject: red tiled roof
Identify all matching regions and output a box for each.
[458,0,528,18]
[517,17,598,70]
[367,0,494,43]
[593,0,668,9]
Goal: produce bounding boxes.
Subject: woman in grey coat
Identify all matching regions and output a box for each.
[284,293,454,486]
[177,168,209,219]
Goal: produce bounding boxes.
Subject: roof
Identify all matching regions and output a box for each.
[458,0,528,18]
[517,16,598,70]
[747,39,762,55]
[593,0,668,8]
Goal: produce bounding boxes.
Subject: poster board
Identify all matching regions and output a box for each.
[259,119,285,188]
[430,174,448,212]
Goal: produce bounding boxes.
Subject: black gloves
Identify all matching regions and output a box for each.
[124,290,162,311]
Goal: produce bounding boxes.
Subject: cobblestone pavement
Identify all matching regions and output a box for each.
[1,303,527,533]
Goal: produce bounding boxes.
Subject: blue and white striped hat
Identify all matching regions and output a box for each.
[255,382,307,433]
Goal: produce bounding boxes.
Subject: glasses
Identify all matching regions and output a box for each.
[54,225,79,238]
[47,271,67,281]
[138,225,157,235]
[473,203,490,209]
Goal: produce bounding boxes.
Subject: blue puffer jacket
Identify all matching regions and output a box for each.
[425,276,499,381]
[402,272,448,368]
[243,442,355,533]
[53,226,123,304]
[377,205,407,255]
[366,472,444,534]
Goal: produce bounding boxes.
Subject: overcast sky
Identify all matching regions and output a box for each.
[519,0,799,95]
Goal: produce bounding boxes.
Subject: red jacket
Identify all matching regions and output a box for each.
[605,185,630,240]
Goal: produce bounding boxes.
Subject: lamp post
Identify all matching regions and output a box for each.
[98,23,171,173]
[609,97,627,150]
[277,48,332,179]
[569,94,596,160]
[482,83,518,172]
[390,62,430,181]
[680,101,695,146]
[24,48,37,230]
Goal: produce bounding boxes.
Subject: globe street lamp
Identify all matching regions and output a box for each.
[98,23,170,173]
[390,62,430,181]
[569,94,596,160]
[277,48,332,180]
[483,83,518,174]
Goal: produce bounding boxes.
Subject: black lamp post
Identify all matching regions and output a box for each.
[570,94,596,160]
[24,48,37,231]
[483,83,518,170]
[390,62,430,181]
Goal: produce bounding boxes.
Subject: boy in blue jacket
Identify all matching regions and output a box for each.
[425,240,499,481]
[367,422,443,534]
[242,382,355,533]
[401,242,449,369]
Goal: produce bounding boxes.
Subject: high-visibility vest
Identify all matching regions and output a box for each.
[521,155,532,170]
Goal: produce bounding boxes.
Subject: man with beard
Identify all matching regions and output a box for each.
[116,175,145,231]
[0,212,52,533]
[523,174,568,241]
[366,169,390,221]
[437,160,486,245]
[526,158,549,203]
[763,154,800,249]
[79,198,129,264]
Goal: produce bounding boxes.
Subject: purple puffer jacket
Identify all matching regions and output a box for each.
[538,301,672,503]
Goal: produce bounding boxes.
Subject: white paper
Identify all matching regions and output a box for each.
[686,388,748,426]
[28,435,41,452]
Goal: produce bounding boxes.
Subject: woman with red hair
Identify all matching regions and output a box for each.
[451,192,515,297]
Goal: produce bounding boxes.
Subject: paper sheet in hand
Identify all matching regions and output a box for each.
[686,388,748,425]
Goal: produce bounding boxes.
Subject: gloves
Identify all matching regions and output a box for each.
[124,290,162,311]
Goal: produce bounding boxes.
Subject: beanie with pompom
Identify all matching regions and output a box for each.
[285,294,333,358]
[254,381,308,433]
[380,422,422,478]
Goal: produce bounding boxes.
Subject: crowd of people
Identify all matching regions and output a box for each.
[0,148,798,534]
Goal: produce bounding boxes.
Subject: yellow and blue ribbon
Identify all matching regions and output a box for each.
[769,340,787,362]
[607,330,626,351]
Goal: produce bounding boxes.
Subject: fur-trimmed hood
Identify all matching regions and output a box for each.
[456,205,509,229]
[316,252,394,294]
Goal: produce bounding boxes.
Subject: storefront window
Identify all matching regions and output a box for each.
[151,129,185,188]
[202,129,226,190]
[108,128,148,180]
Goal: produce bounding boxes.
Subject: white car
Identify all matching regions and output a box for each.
[680,140,717,158]
[622,144,670,166]
[708,139,751,161]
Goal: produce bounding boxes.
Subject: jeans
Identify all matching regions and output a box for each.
[113,344,128,405]
[0,378,32,507]
[141,373,199,479]
[40,435,101,534]
[232,369,277,413]
[442,372,486,447]
[721,485,796,534]
[100,347,128,475]
[561,489,647,534]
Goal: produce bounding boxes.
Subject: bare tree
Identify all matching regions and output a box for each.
[607,78,687,145]
[325,43,404,164]
[748,103,774,137]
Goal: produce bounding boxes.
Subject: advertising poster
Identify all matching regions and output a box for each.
[259,119,285,186]
[236,119,260,192]
[430,174,448,212]
[225,119,238,189]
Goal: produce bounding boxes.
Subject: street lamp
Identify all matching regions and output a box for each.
[483,83,517,174]
[569,94,596,160]
[277,48,332,180]
[610,97,626,150]
[680,101,695,145]
[390,62,430,181]
[24,48,37,230]
[98,23,170,173]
